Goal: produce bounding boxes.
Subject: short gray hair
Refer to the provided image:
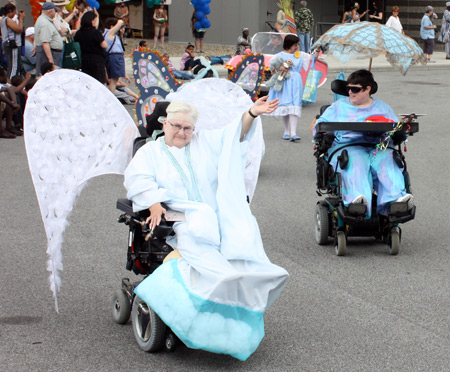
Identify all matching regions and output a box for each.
[425,5,433,12]
[300,1,307,7]
[166,101,199,125]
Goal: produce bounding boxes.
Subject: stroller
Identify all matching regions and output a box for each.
[313,84,420,256]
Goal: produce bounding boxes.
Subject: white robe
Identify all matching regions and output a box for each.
[124,117,289,361]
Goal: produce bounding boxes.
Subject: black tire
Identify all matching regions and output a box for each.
[335,231,347,256]
[315,202,330,245]
[388,227,401,255]
[132,295,166,352]
[112,289,131,324]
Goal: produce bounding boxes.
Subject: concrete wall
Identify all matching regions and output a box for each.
[167,0,338,45]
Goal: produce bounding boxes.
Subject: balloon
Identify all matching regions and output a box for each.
[194,21,202,29]
[154,0,161,4]
[86,0,99,9]
[201,18,210,28]
[202,5,210,15]
[195,11,204,20]
[146,0,154,7]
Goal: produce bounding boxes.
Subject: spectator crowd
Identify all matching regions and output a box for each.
[0,0,135,139]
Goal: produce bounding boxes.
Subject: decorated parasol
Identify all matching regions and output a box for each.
[312,22,427,75]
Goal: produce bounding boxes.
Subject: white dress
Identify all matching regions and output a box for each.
[124,118,289,361]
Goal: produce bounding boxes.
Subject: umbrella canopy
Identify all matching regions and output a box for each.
[311,22,427,75]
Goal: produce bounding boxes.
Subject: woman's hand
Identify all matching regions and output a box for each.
[146,203,167,230]
[251,96,279,116]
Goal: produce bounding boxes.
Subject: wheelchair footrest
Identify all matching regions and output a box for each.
[389,205,416,223]
[347,203,367,216]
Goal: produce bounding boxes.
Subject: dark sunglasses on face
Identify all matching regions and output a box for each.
[346,86,365,93]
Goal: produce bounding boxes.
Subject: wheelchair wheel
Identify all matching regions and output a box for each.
[112,289,131,324]
[132,295,167,352]
[315,202,330,245]
[388,227,401,255]
[335,231,347,256]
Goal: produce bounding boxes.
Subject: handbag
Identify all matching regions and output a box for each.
[62,35,82,69]
[302,55,322,104]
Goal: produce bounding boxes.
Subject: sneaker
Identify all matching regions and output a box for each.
[395,194,414,210]
[351,195,368,205]
[427,59,436,63]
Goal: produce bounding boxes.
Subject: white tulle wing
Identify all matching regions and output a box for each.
[24,70,139,310]
[166,78,264,201]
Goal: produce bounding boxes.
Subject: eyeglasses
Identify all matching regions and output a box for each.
[167,120,194,134]
[346,86,365,94]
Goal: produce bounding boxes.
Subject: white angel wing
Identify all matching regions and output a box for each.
[165,78,264,201]
[24,70,140,310]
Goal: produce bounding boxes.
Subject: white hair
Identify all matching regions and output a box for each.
[300,1,307,7]
[166,101,199,125]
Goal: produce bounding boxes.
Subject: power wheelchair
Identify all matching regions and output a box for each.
[111,134,180,353]
[313,108,419,256]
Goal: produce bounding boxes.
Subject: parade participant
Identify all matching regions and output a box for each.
[266,34,311,142]
[438,2,450,60]
[261,33,284,54]
[34,1,64,76]
[314,69,413,217]
[1,2,25,79]
[124,95,288,361]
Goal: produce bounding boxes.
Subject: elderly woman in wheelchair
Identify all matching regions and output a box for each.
[313,69,418,256]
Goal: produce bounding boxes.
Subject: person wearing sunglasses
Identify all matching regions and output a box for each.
[314,69,414,217]
[123,95,288,361]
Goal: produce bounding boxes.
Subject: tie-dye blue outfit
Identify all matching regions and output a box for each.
[315,97,407,216]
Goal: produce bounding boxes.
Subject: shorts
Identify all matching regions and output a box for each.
[193,30,205,40]
[423,38,435,55]
[105,53,125,79]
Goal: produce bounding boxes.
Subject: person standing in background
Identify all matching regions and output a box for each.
[438,2,450,60]
[191,10,206,53]
[385,6,404,34]
[368,1,383,23]
[34,2,64,76]
[294,1,314,53]
[420,6,437,63]
[1,2,25,80]
[153,4,167,49]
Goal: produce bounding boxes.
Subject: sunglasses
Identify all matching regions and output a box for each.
[346,86,366,93]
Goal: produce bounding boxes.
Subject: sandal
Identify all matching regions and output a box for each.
[0,131,16,138]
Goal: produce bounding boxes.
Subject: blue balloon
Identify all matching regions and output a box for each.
[86,0,99,9]
[195,11,204,20]
[154,0,161,4]
[194,21,202,29]
[202,5,210,15]
[146,0,154,7]
[191,0,198,5]
[201,18,210,28]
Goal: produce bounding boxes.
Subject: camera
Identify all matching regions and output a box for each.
[5,40,17,49]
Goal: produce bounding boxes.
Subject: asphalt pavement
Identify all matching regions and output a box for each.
[1,66,450,372]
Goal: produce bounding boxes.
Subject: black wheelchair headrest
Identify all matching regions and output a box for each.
[331,79,378,96]
[146,101,170,137]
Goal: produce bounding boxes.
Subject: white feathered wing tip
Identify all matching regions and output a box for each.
[24,70,139,311]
